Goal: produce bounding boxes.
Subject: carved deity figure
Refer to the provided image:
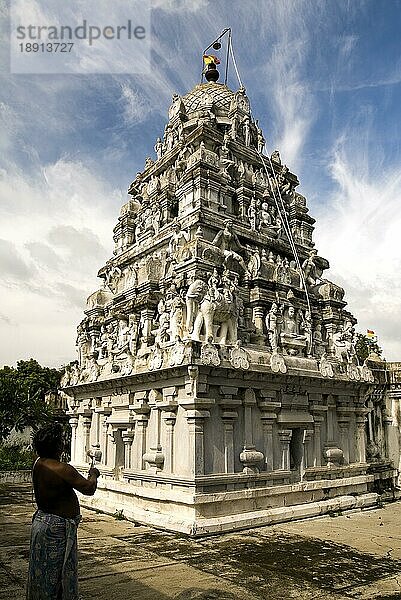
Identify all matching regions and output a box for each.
[218,141,234,178]
[105,322,117,356]
[301,311,313,356]
[265,302,283,353]
[212,220,249,274]
[76,323,91,368]
[302,249,320,287]
[155,299,170,344]
[282,306,300,336]
[168,219,190,262]
[271,150,281,164]
[144,156,154,170]
[106,265,122,294]
[120,196,141,218]
[128,314,140,355]
[235,86,250,112]
[207,268,220,301]
[280,306,306,343]
[278,170,293,200]
[313,322,326,358]
[247,249,261,279]
[116,318,130,350]
[151,204,162,236]
[154,137,163,160]
[124,263,138,289]
[247,198,257,230]
[243,116,251,147]
[258,200,272,230]
[255,120,265,153]
[167,286,185,341]
[95,324,108,360]
[168,93,183,119]
[275,255,290,284]
[164,123,174,151]
[332,322,356,363]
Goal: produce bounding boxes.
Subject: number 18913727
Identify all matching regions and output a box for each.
[19,42,74,52]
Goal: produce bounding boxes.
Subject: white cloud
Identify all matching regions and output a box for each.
[252,1,318,172]
[314,141,401,361]
[119,83,151,125]
[0,239,34,280]
[0,159,121,367]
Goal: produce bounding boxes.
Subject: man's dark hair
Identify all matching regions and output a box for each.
[33,422,64,458]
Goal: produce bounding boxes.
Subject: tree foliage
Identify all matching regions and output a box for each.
[355,333,383,363]
[0,359,62,443]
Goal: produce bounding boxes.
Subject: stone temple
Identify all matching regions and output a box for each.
[62,60,394,534]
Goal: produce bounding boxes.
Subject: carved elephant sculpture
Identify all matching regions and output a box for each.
[191,291,238,345]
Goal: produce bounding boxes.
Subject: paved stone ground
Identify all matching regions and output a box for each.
[1,484,401,600]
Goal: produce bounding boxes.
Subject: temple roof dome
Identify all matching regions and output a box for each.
[182,82,235,115]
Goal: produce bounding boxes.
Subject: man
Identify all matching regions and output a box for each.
[27,422,100,600]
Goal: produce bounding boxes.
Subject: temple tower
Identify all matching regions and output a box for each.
[62,57,394,534]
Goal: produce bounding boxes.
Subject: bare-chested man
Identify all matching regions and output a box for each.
[27,422,100,600]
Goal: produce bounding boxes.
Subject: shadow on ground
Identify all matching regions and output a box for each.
[115,529,401,599]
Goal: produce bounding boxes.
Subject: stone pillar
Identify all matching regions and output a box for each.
[259,394,281,472]
[309,395,326,467]
[252,305,266,344]
[101,417,109,467]
[326,395,335,443]
[159,387,178,474]
[243,388,256,447]
[122,429,135,470]
[366,400,374,444]
[219,386,241,474]
[129,391,150,470]
[69,416,78,463]
[185,410,210,476]
[82,416,92,464]
[93,398,102,446]
[134,415,149,470]
[221,411,237,473]
[140,308,155,344]
[312,418,323,467]
[97,398,112,468]
[143,390,164,472]
[107,425,117,470]
[337,418,351,464]
[302,429,314,470]
[240,389,264,473]
[278,429,292,471]
[355,409,369,463]
[324,322,336,355]
[261,420,274,471]
[162,412,177,473]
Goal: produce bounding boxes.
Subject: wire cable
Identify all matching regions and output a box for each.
[227,40,312,315]
[228,38,243,88]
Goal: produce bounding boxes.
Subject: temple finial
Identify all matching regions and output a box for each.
[203,54,220,82]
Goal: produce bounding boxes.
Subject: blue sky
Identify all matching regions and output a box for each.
[1,0,401,367]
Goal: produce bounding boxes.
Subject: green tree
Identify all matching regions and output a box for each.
[355,333,383,363]
[0,359,62,443]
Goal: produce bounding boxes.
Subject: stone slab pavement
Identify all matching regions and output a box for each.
[1,484,401,600]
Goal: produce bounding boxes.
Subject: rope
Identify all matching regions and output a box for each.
[227,40,312,315]
[228,38,243,89]
[262,152,312,316]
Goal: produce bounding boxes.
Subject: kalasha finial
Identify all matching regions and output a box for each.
[203,54,220,82]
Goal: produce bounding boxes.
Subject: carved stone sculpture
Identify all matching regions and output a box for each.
[211,220,249,274]
[265,302,283,353]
